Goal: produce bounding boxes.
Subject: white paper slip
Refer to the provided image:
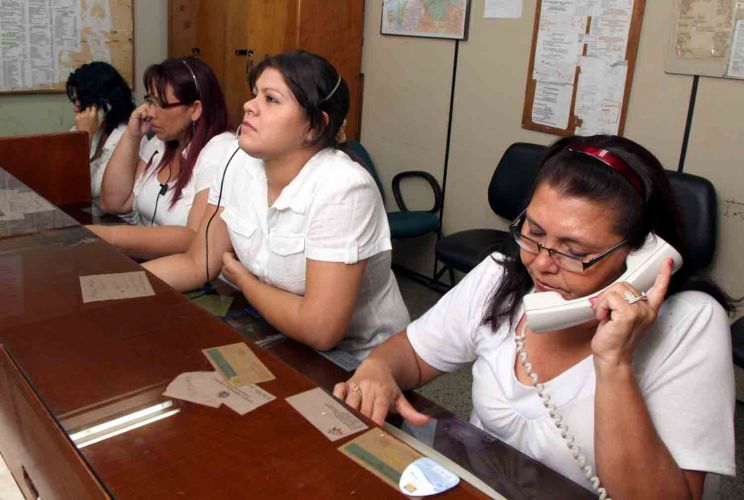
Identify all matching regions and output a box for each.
[163,371,276,415]
[212,377,276,415]
[163,371,224,408]
[79,271,155,303]
[286,387,367,441]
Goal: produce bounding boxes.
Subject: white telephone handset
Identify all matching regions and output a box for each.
[523,233,683,332]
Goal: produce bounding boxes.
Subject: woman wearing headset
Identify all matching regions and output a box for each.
[144,51,409,360]
[87,57,233,259]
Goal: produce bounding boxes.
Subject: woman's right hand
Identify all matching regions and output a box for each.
[333,358,430,426]
[127,103,152,138]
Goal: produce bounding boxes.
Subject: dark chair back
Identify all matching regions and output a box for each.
[342,140,386,204]
[666,170,717,273]
[488,143,547,221]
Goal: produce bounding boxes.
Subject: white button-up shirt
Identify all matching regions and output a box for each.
[208,146,410,358]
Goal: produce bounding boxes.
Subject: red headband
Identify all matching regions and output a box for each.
[568,145,644,196]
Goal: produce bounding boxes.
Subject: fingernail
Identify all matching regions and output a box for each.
[667,258,673,266]
[588,297,597,306]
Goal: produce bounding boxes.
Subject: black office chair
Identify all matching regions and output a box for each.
[666,170,717,273]
[733,316,744,369]
[434,142,719,286]
[434,143,547,284]
[343,140,444,243]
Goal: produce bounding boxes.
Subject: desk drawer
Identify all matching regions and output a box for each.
[0,346,109,499]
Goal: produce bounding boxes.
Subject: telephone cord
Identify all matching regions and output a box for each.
[514,319,611,500]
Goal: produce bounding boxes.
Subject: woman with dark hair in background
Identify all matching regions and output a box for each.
[66,61,135,207]
[144,51,409,360]
[335,135,736,498]
[87,57,233,259]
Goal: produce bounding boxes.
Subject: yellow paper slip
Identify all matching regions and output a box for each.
[339,428,422,490]
[202,342,275,386]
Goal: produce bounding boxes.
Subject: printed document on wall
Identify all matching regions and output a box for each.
[585,0,633,62]
[532,82,573,129]
[484,0,522,19]
[533,14,583,83]
[575,56,627,135]
[726,19,744,78]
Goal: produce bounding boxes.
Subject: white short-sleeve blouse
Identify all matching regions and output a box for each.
[132,131,234,226]
[208,147,410,358]
[407,254,735,490]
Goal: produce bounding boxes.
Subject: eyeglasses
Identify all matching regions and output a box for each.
[144,94,190,109]
[509,210,627,273]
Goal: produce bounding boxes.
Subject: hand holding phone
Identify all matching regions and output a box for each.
[74,105,101,138]
[523,233,683,332]
[128,103,153,138]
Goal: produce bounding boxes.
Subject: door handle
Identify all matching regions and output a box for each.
[235,49,254,82]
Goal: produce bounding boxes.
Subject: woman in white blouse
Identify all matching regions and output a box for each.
[145,51,409,359]
[87,57,233,259]
[66,61,135,211]
[335,135,737,498]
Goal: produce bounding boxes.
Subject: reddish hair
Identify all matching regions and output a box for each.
[143,57,228,208]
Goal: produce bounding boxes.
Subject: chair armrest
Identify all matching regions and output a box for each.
[391,171,443,213]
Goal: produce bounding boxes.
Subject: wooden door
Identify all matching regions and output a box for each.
[223,0,297,128]
[168,0,364,135]
[168,0,228,77]
[296,0,364,141]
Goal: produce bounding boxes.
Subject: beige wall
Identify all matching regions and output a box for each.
[0,0,167,137]
[361,0,744,302]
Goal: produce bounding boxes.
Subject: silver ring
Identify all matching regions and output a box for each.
[349,383,361,395]
[623,290,647,304]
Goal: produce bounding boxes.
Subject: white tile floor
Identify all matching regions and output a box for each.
[0,454,22,500]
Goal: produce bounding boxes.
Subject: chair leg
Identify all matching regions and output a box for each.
[447,267,456,286]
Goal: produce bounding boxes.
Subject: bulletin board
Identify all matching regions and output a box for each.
[521,0,646,137]
[0,0,134,94]
[666,0,744,80]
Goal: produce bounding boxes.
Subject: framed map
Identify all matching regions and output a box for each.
[381,0,471,40]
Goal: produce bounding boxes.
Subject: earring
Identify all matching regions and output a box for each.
[306,134,314,143]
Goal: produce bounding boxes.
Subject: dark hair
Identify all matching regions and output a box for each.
[66,61,135,135]
[484,134,737,330]
[143,57,228,208]
[247,50,349,149]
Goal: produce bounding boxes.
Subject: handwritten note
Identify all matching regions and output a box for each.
[675,0,735,58]
[79,271,155,303]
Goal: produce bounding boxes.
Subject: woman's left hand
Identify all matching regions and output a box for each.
[221,252,255,288]
[590,258,674,369]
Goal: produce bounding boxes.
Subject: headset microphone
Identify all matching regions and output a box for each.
[159,183,168,195]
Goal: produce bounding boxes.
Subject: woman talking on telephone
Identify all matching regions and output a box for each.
[334,135,736,498]
[88,57,233,259]
[66,61,135,210]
